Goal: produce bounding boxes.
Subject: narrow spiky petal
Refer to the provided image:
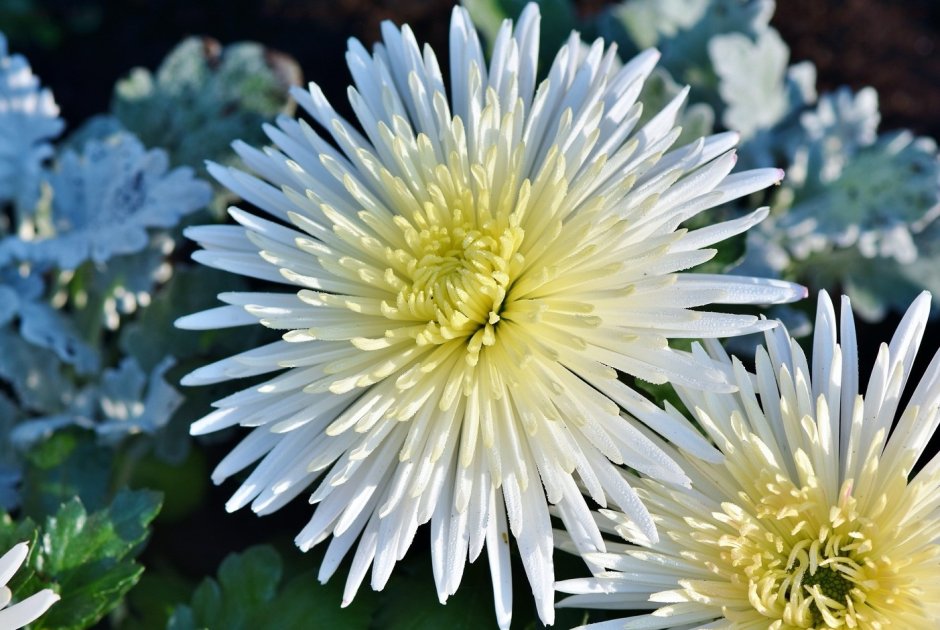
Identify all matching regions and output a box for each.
[0,543,58,629]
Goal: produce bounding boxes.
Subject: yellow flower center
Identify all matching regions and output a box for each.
[395,212,524,365]
[715,474,892,629]
[373,126,530,367]
[801,566,854,626]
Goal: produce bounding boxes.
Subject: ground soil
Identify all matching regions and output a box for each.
[11,1,940,139]
[774,0,940,140]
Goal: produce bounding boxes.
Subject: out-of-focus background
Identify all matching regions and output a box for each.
[8,0,940,138]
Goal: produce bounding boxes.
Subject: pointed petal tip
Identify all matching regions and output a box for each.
[762,280,809,304]
[173,313,200,330]
[204,159,224,172]
[636,47,661,65]
[817,289,835,309]
[753,205,771,220]
[181,225,200,242]
[517,1,541,21]
[8,541,27,556]
[698,446,724,465]
[178,373,199,387]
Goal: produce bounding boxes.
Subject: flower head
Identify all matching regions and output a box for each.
[558,291,940,628]
[180,4,803,626]
[0,542,59,629]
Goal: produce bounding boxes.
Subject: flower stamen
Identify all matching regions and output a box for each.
[386,200,525,365]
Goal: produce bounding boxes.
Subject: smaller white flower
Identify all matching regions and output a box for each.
[0,542,59,629]
[557,291,940,628]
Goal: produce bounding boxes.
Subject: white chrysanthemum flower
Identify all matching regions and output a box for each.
[0,542,59,629]
[558,291,940,628]
[179,5,803,626]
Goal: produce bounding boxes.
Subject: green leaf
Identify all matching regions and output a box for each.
[42,560,144,630]
[375,557,497,630]
[32,490,162,629]
[106,489,163,555]
[212,545,280,622]
[273,570,372,629]
[0,513,39,565]
[167,545,373,630]
[21,430,113,519]
[0,489,162,630]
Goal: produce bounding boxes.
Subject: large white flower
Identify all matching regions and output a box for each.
[0,542,59,629]
[557,291,940,628]
[179,4,803,626]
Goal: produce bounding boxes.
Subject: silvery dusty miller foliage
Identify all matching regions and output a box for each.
[0,33,63,219]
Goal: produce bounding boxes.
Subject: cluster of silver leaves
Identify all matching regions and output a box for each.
[0,34,63,219]
[0,34,298,507]
[607,0,940,322]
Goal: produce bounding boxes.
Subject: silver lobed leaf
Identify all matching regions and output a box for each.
[0,32,63,217]
[9,131,210,269]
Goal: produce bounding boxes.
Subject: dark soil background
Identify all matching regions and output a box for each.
[774,0,940,141]
[7,0,940,139]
